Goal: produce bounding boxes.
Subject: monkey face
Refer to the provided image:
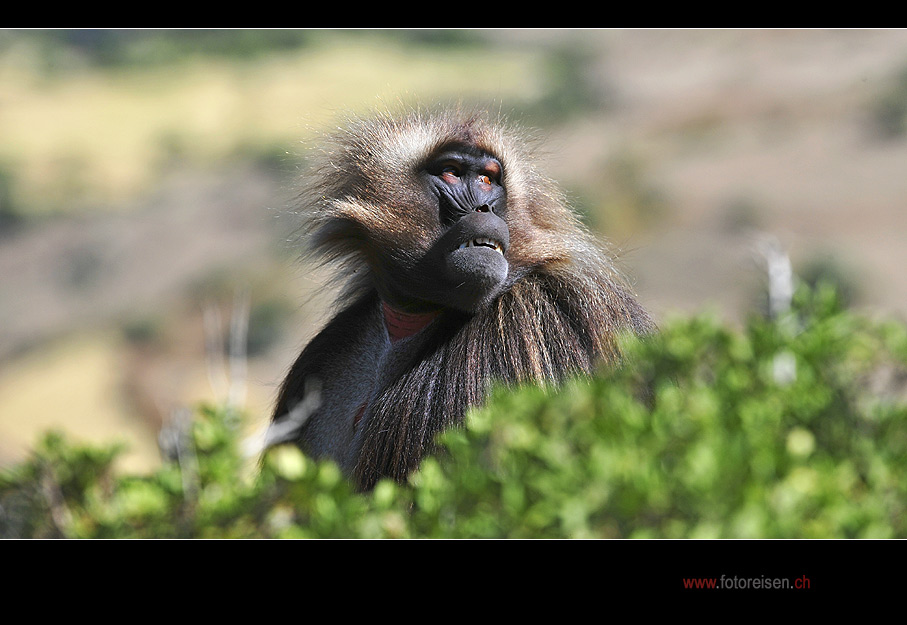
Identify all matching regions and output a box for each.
[370,144,512,314]
[308,111,536,316]
[410,145,510,313]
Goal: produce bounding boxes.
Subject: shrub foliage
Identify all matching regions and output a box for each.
[2,285,906,538]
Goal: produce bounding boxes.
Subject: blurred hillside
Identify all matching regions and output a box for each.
[2,29,907,473]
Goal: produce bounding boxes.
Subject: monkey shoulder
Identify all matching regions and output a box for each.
[273,293,391,470]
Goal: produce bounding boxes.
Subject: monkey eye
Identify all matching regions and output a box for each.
[481,160,502,184]
[439,164,462,184]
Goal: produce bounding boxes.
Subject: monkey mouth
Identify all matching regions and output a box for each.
[457,237,505,255]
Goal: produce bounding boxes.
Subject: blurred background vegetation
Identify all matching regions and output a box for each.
[2,29,907,538]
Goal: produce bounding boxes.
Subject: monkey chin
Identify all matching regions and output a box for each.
[443,245,509,312]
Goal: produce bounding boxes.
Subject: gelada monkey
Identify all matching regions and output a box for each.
[270,106,654,491]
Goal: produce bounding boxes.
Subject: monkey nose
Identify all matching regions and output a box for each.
[474,204,491,213]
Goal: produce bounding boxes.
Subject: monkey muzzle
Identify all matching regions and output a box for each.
[401,209,510,313]
[454,207,505,254]
[438,210,510,311]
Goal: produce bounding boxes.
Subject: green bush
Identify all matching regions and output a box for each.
[2,284,906,538]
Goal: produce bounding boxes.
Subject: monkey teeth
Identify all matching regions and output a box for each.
[458,237,504,254]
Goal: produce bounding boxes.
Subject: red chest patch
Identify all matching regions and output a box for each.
[381,301,440,343]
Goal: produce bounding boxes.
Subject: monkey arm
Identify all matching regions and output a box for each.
[271,292,389,474]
